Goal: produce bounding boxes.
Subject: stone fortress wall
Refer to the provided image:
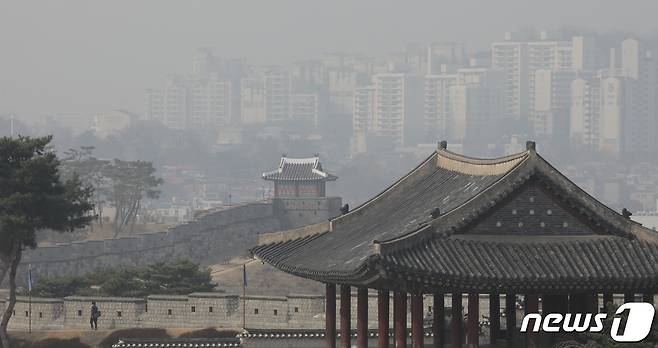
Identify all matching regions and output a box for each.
[2,292,501,331]
[17,197,341,281]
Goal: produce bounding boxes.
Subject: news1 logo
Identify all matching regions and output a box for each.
[520,302,655,342]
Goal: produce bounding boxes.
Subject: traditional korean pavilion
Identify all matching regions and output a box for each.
[263,155,337,198]
[252,141,658,348]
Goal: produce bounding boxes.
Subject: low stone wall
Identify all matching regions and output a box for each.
[2,293,327,331]
[2,293,649,331]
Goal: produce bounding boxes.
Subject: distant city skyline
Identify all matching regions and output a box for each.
[2,0,658,117]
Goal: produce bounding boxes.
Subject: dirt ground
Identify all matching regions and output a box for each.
[210,257,323,296]
[9,327,240,348]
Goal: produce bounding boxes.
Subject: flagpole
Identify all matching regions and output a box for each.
[242,263,246,331]
[28,264,32,334]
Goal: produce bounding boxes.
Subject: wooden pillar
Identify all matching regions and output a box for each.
[543,294,568,314]
[585,294,598,313]
[411,294,424,348]
[433,293,444,348]
[569,294,587,313]
[525,295,539,348]
[505,294,516,345]
[603,293,614,312]
[489,293,500,345]
[326,284,337,348]
[624,292,635,303]
[643,293,655,305]
[451,293,462,348]
[542,294,568,347]
[394,292,408,348]
[378,290,390,348]
[467,293,479,348]
[357,287,368,348]
[340,285,351,348]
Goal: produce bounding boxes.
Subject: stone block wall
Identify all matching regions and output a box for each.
[2,293,651,331]
[272,197,342,229]
[63,296,146,330]
[286,294,325,329]
[14,197,341,285]
[7,297,64,330]
[17,202,280,282]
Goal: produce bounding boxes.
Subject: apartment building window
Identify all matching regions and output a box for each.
[77,310,82,317]
[168,309,172,316]
[208,307,213,313]
[273,309,278,316]
[117,311,122,318]
[254,308,259,315]
[191,306,196,313]
[294,307,299,313]
[39,312,43,319]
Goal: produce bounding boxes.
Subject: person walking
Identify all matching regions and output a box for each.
[90,301,100,330]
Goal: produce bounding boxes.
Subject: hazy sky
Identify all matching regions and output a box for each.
[1,0,657,119]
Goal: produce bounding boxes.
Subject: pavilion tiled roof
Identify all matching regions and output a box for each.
[262,155,337,181]
[251,142,658,293]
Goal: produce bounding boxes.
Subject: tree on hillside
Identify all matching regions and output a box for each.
[103,159,162,237]
[61,146,110,228]
[141,260,215,295]
[0,136,93,348]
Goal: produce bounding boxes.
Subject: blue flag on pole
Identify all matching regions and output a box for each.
[243,264,247,287]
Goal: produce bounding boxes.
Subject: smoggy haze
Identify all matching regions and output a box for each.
[2,0,658,117]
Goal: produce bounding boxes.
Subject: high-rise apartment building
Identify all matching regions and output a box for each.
[532,69,577,139]
[240,77,266,124]
[144,76,188,130]
[350,86,375,154]
[492,36,529,121]
[264,68,292,123]
[570,76,601,147]
[427,42,466,75]
[424,74,457,142]
[620,38,656,156]
[371,73,423,147]
[569,39,657,158]
[448,68,505,149]
[189,77,232,129]
[145,75,232,130]
[289,94,319,126]
[327,68,358,115]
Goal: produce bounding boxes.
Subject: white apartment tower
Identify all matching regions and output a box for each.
[570,76,601,147]
[532,69,577,139]
[492,36,529,120]
[424,74,457,142]
[144,76,188,130]
[264,68,292,123]
[351,86,375,154]
[189,77,232,129]
[240,77,266,124]
[289,94,319,126]
[371,74,423,147]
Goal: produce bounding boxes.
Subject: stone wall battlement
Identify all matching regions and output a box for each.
[18,202,280,280]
